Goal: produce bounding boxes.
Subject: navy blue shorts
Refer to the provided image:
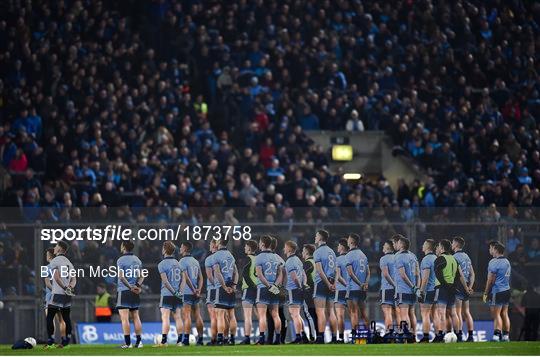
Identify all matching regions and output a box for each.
[380,289,395,305]
[456,286,470,301]
[206,288,216,305]
[489,290,511,307]
[117,290,140,310]
[334,290,347,305]
[396,292,416,306]
[214,286,235,309]
[256,286,280,306]
[347,290,367,304]
[420,290,437,305]
[183,294,200,306]
[436,286,455,307]
[160,295,183,311]
[242,287,257,305]
[313,281,333,300]
[287,288,304,306]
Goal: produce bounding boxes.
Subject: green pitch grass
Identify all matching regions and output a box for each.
[0,342,539,356]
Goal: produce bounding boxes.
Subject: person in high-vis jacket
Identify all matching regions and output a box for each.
[94,283,113,322]
[432,239,471,343]
[240,240,259,345]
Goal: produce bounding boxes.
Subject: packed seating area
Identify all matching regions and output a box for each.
[0,0,539,296]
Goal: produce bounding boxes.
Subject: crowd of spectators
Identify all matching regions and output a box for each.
[0,0,540,296]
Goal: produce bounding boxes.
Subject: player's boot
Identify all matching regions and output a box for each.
[315,336,325,344]
[290,335,303,344]
[119,344,132,349]
[456,331,463,342]
[228,337,236,346]
[239,336,251,345]
[418,336,430,343]
[501,334,510,342]
[134,342,143,348]
[491,334,500,342]
[431,334,444,343]
[255,336,265,345]
[196,337,204,346]
[466,334,474,342]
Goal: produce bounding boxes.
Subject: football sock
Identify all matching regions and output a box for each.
[229,334,235,343]
[502,331,509,336]
[162,334,167,344]
[468,330,474,336]
[217,333,224,343]
[338,332,344,340]
[331,334,336,342]
[135,335,141,345]
[275,333,281,342]
[197,336,203,343]
[124,335,131,346]
[296,333,301,340]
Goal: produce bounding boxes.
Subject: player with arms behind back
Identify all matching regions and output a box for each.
[240,240,259,344]
[45,241,75,348]
[452,236,475,342]
[418,239,437,343]
[334,238,350,343]
[116,241,145,348]
[43,248,66,346]
[283,240,306,344]
[394,235,420,342]
[313,229,338,344]
[179,242,204,346]
[346,233,370,340]
[156,241,184,347]
[255,235,283,345]
[484,242,511,342]
[212,239,239,345]
[379,240,396,338]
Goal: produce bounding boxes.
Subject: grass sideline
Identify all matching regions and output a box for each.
[0,342,539,356]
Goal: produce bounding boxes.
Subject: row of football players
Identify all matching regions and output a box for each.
[42,231,511,347]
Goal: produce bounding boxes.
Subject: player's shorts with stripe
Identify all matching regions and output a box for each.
[488,289,510,307]
[160,295,183,310]
[117,290,140,310]
[241,288,257,305]
[183,294,200,306]
[206,288,216,305]
[419,290,437,305]
[48,294,72,309]
[380,289,395,305]
[334,290,347,305]
[456,286,470,301]
[396,292,416,306]
[313,281,333,300]
[287,288,304,306]
[214,286,235,309]
[256,286,280,306]
[347,289,367,303]
[435,285,455,307]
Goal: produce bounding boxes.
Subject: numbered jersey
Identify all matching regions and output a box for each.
[313,244,336,284]
[212,247,236,287]
[454,250,472,283]
[179,255,200,294]
[488,257,511,293]
[346,248,369,291]
[255,251,283,288]
[158,257,182,296]
[116,253,143,292]
[394,250,418,294]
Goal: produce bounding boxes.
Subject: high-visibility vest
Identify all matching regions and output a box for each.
[95,292,112,317]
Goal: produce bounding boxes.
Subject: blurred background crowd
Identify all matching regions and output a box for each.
[0,0,539,319]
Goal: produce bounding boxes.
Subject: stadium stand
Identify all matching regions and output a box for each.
[0,0,539,298]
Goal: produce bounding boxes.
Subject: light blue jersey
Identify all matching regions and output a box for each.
[488,257,511,293]
[158,256,182,296]
[204,252,216,289]
[255,251,282,288]
[454,250,472,283]
[285,255,304,290]
[336,254,349,291]
[212,248,236,287]
[44,263,53,305]
[394,250,418,294]
[313,244,336,284]
[420,253,437,291]
[116,253,142,292]
[346,248,369,291]
[179,255,200,294]
[379,253,395,290]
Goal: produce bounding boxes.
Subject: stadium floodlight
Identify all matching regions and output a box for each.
[332,145,353,161]
[343,173,362,180]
